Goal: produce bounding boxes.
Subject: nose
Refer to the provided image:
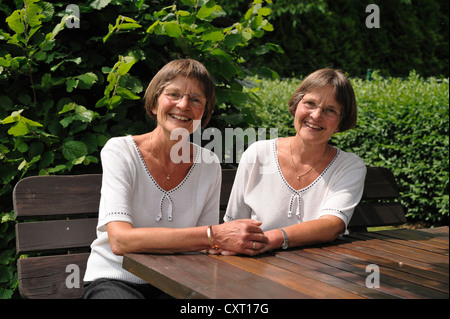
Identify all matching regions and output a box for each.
[309,107,324,118]
[176,95,190,108]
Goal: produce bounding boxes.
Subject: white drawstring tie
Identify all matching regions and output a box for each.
[156,193,173,221]
[288,193,301,218]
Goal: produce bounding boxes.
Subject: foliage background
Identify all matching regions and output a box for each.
[0,0,448,298]
[226,0,449,78]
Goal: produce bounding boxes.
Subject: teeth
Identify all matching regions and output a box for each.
[171,114,190,121]
[305,122,322,129]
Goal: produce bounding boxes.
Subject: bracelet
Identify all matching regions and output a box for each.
[279,228,289,250]
[207,225,220,249]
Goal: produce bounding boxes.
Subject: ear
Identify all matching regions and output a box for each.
[151,104,158,115]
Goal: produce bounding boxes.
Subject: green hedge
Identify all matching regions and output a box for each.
[223,0,449,77]
[248,71,449,226]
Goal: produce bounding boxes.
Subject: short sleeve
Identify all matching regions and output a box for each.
[318,154,367,232]
[97,138,135,232]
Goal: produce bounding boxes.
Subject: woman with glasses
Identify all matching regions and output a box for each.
[222,68,366,254]
[83,59,267,298]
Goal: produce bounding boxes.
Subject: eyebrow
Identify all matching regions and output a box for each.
[303,96,339,110]
[165,88,205,98]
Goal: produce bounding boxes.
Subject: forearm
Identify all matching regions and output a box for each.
[264,216,345,251]
[108,222,210,255]
[107,219,269,256]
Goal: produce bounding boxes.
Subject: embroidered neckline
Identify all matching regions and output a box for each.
[272,138,340,194]
[130,135,199,194]
[129,135,200,221]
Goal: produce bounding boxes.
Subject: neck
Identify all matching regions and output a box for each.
[291,135,328,164]
[150,128,192,164]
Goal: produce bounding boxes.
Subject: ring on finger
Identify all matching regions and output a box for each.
[252,241,256,249]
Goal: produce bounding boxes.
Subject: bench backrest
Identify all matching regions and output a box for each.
[13,166,405,298]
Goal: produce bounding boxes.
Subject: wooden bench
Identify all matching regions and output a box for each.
[13,166,406,299]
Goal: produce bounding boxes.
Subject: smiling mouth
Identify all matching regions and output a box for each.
[304,122,323,130]
[170,114,191,122]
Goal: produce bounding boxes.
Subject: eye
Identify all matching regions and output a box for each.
[168,92,181,99]
[325,107,338,114]
[303,101,315,108]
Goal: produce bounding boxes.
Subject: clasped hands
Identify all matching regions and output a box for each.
[206,219,271,256]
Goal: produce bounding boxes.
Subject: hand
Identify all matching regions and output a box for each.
[260,229,285,253]
[212,219,268,256]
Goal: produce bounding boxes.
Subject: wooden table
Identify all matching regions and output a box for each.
[122,226,448,299]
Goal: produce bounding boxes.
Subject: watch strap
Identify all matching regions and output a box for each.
[279,228,289,250]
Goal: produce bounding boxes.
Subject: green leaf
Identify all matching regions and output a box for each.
[66,78,78,92]
[91,0,112,10]
[8,122,29,136]
[6,10,25,34]
[224,33,242,48]
[261,20,274,32]
[163,21,182,37]
[202,30,224,42]
[76,72,98,89]
[197,0,218,20]
[62,141,88,161]
[116,87,140,100]
[258,7,271,16]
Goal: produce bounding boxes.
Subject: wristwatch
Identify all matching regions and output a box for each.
[279,228,289,250]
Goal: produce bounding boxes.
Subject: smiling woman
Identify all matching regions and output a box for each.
[224,68,366,255]
[82,59,270,299]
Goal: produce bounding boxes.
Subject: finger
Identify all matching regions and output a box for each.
[221,250,237,256]
[247,240,266,251]
[240,220,265,234]
[206,249,222,255]
[250,233,269,244]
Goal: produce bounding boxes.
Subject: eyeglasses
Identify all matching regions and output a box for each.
[163,90,206,108]
[300,99,341,120]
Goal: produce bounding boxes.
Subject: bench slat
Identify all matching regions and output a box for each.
[13,174,102,218]
[16,218,98,254]
[17,253,89,299]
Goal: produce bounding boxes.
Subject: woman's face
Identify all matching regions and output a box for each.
[294,85,341,146]
[152,75,206,136]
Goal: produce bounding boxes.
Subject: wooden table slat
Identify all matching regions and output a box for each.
[123,252,309,299]
[322,244,448,295]
[340,235,449,279]
[292,248,444,299]
[368,228,449,253]
[258,253,398,299]
[210,254,364,299]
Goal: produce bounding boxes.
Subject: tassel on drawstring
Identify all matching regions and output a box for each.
[288,193,301,219]
[157,193,173,222]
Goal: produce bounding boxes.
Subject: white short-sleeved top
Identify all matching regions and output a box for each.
[224,139,366,233]
[84,136,221,283]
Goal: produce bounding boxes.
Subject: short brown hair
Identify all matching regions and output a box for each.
[144,59,216,128]
[288,68,357,132]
